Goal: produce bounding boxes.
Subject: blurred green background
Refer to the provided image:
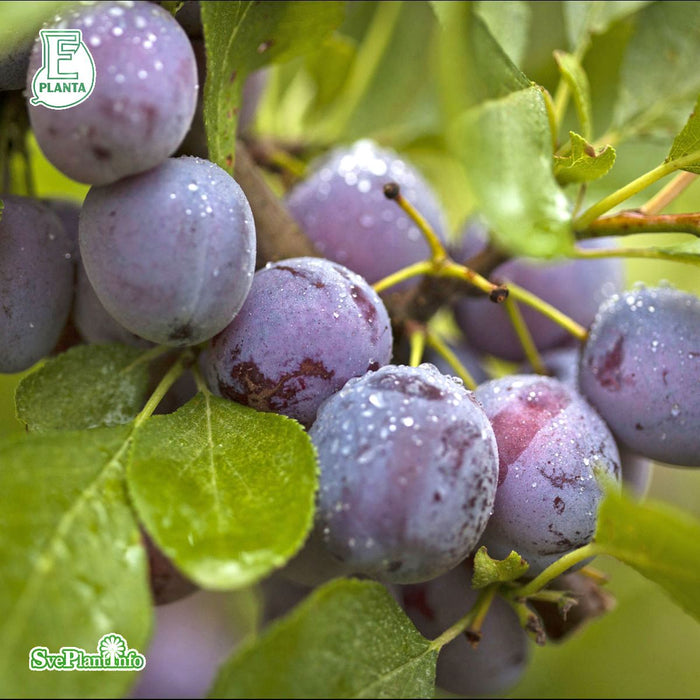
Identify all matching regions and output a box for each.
[2,1,700,697]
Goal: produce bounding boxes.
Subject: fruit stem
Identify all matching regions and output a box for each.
[429,584,497,651]
[506,282,588,342]
[408,323,426,367]
[512,542,603,599]
[384,182,447,263]
[134,349,194,428]
[424,328,478,391]
[503,296,548,375]
[373,260,433,293]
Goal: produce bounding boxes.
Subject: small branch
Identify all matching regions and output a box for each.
[581,210,700,238]
[640,171,697,215]
[233,140,319,266]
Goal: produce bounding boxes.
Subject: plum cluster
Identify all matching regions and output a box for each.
[2,3,700,696]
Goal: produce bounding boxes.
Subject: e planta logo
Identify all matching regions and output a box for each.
[28,633,146,672]
[30,28,96,109]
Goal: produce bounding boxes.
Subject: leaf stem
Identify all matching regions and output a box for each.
[429,585,497,651]
[503,296,547,374]
[512,542,603,599]
[134,350,193,428]
[575,149,700,230]
[640,171,698,215]
[574,161,677,230]
[506,282,588,342]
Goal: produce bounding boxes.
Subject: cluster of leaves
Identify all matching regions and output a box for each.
[2,1,700,698]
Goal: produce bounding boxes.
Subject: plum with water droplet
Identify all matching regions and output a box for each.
[475,374,620,576]
[285,139,447,288]
[579,285,700,467]
[203,257,393,427]
[310,363,499,583]
[79,156,256,346]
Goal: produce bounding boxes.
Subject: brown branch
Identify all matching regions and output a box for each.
[233,140,319,266]
[578,210,700,238]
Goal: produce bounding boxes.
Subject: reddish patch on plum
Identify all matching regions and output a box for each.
[274,264,325,289]
[593,335,634,391]
[375,372,445,401]
[490,382,571,485]
[222,356,334,426]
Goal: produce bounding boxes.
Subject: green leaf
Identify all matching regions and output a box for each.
[201,0,344,171]
[554,131,616,185]
[450,85,574,257]
[563,1,650,51]
[312,1,440,145]
[668,94,700,174]
[554,50,593,140]
[0,426,152,698]
[613,2,700,139]
[474,1,531,67]
[472,547,529,588]
[434,2,530,122]
[596,487,700,623]
[15,344,152,433]
[127,393,317,590]
[0,1,68,62]
[303,33,357,115]
[209,578,437,698]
